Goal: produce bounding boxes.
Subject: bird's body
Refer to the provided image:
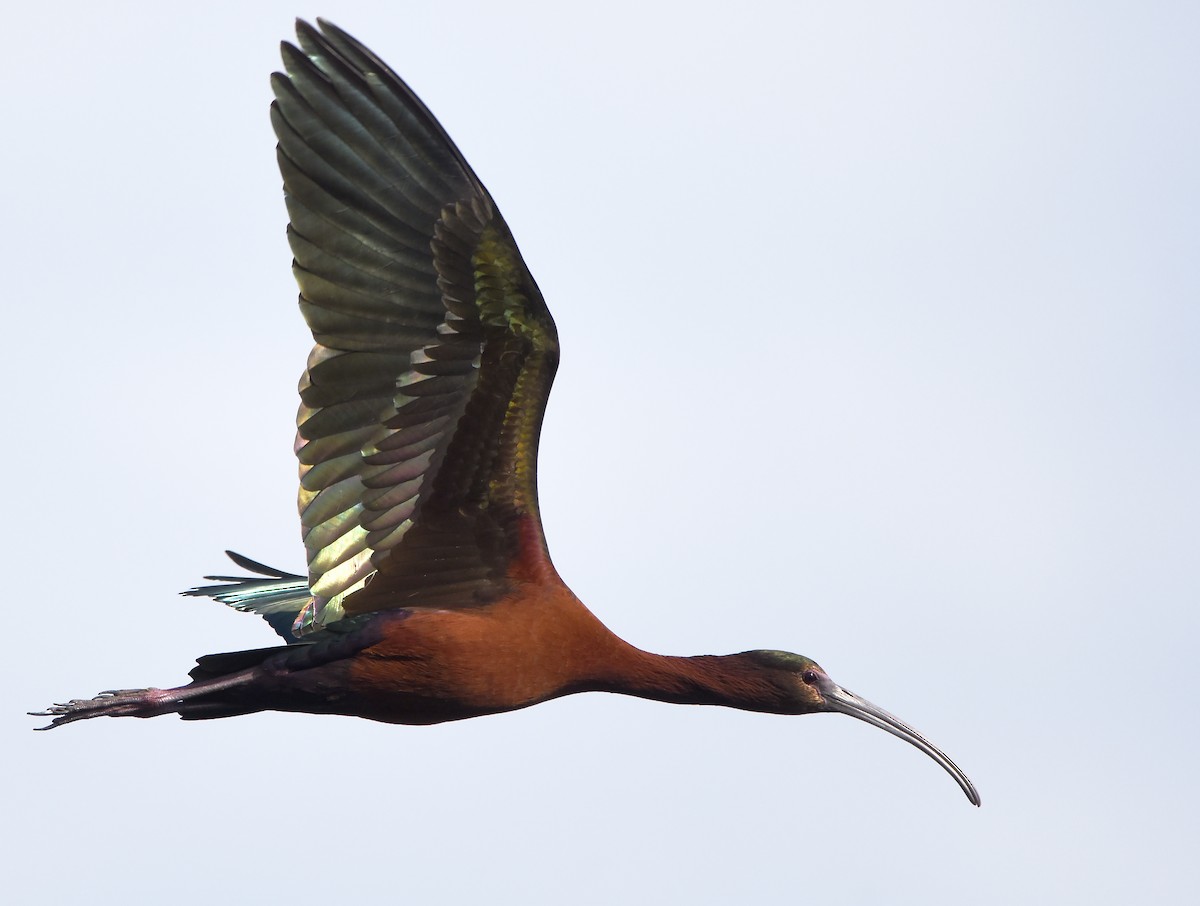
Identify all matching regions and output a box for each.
[34,20,979,806]
[66,548,812,727]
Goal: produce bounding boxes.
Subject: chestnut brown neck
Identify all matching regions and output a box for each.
[516,586,804,715]
[589,648,802,715]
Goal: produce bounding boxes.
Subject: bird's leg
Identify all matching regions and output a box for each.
[30,668,259,730]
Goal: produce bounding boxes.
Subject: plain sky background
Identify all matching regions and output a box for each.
[3,2,1197,903]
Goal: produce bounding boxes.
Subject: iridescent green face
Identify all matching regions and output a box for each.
[743,649,829,710]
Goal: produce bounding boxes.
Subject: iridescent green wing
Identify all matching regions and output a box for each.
[273,20,559,634]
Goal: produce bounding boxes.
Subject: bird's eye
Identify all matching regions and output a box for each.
[802,670,820,685]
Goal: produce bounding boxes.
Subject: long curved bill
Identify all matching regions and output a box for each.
[822,681,981,806]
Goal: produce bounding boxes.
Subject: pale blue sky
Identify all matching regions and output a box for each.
[4,2,1197,903]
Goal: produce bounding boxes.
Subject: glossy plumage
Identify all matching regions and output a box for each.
[33,20,979,807]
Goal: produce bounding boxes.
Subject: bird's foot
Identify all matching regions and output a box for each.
[29,687,176,730]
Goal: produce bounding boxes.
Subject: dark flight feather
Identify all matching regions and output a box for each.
[271,19,559,635]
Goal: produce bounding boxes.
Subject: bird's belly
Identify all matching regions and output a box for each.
[326,601,607,724]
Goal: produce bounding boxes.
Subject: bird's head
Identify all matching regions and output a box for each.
[745,649,980,806]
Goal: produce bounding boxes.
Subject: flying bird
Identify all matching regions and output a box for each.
[34,19,980,807]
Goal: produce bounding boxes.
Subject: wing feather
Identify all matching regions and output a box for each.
[272,20,559,635]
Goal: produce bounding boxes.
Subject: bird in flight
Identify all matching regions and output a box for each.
[34,19,979,807]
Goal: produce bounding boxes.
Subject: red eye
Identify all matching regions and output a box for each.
[802,670,820,685]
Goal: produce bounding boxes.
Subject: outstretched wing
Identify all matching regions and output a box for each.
[272,19,559,635]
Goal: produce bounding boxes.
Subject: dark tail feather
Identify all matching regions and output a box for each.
[189,646,288,682]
